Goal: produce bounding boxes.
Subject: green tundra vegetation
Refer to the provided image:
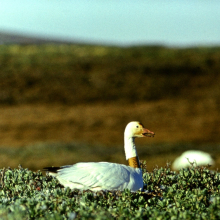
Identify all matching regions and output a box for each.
[0,164,220,219]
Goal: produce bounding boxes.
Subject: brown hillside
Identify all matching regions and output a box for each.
[0,45,220,170]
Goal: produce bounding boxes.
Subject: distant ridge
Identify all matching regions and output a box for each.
[0,31,75,44]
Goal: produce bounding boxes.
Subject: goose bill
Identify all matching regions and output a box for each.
[142,129,155,137]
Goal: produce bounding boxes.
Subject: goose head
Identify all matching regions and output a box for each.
[124,121,155,139]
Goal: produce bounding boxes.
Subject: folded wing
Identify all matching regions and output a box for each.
[54,162,136,191]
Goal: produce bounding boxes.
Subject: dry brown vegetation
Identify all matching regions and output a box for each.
[0,45,220,171]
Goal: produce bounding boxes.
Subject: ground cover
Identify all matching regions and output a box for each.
[0,164,219,219]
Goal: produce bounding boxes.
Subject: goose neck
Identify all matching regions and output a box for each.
[124,137,138,160]
[128,156,140,168]
[124,137,141,168]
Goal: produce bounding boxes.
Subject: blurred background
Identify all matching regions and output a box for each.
[0,0,220,171]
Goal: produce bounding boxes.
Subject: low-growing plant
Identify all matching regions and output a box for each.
[0,163,219,219]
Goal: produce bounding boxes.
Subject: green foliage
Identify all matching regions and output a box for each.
[0,164,220,219]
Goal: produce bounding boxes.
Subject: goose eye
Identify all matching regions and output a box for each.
[136,126,139,128]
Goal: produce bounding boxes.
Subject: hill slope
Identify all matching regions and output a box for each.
[0,45,219,170]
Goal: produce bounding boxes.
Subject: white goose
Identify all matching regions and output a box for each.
[172,150,215,170]
[44,121,155,192]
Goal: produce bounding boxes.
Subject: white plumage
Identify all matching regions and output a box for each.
[53,163,143,191]
[44,121,155,192]
[172,150,215,170]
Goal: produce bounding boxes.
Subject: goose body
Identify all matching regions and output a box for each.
[44,121,155,192]
[172,150,215,170]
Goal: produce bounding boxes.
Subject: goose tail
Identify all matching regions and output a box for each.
[43,166,61,176]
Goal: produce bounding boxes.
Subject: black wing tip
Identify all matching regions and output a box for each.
[43,166,61,173]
